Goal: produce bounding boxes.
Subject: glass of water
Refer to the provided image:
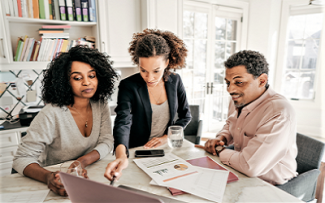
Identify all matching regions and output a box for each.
[60,160,83,177]
[168,126,184,148]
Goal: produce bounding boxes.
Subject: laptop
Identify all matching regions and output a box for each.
[59,172,185,203]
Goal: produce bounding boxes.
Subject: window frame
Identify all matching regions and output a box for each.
[275,0,325,104]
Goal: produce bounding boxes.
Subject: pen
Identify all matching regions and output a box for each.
[110,175,116,185]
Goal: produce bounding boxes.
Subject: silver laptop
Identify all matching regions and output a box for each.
[59,172,163,203]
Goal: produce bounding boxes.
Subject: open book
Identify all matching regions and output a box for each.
[168,156,239,196]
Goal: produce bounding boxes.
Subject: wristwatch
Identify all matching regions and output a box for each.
[215,145,225,157]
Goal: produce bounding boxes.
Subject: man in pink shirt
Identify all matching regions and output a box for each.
[203,50,298,185]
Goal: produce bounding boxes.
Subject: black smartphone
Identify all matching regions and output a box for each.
[134,149,165,158]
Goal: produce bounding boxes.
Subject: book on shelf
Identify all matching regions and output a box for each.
[66,0,74,21]
[25,39,36,61]
[19,35,28,61]
[13,0,19,17]
[39,0,45,19]
[58,0,66,20]
[73,0,82,21]
[43,0,50,19]
[23,38,34,61]
[29,40,38,61]
[32,0,39,18]
[80,0,88,22]
[48,0,53,19]
[8,0,15,17]
[41,25,71,29]
[88,0,96,22]
[14,38,23,61]
[41,32,69,38]
[16,41,24,61]
[3,0,10,16]
[52,0,60,20]
[32,41,41,61]
[26,0,33,18]
[39,28,64,34]
[17,0,23,17]
[21,0,28,17]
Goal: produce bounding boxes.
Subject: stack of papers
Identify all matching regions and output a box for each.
[133,153,229,202]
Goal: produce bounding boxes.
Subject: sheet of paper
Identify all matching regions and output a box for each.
[150,166,229,202]
[0,189,50,203]
[133,153,199,185]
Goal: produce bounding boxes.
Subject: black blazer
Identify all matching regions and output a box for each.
[113,73,192,152]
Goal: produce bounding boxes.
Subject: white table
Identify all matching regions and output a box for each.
[0,140,302,202]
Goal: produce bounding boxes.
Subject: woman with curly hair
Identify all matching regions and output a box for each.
[104,29,192,181]
[13,45,118,196]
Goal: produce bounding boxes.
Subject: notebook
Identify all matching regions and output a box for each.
[168,156,239,195]
[59,172,163,203]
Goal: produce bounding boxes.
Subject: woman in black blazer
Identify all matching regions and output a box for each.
[104,29,191,181]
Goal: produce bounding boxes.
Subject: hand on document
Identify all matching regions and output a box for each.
[134,153,229,202]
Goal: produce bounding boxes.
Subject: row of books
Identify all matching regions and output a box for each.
[14,36,95,62]
[3,0,96,22]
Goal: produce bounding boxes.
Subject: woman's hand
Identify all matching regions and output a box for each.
[47,171,67,196]
[104,157,128,181]
[144,135,168,149]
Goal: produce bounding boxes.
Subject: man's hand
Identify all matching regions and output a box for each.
[47,171,67,196]
[104,157,129,181]
[204,136,227,156]
[144,135,167,149]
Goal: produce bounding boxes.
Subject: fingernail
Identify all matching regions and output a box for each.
[114,172,119,176]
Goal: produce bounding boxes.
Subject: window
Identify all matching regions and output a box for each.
[281,9,323,100]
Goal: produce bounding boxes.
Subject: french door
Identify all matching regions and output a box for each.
[183,2,242,132]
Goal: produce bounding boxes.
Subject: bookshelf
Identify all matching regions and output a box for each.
[0,1,100,71]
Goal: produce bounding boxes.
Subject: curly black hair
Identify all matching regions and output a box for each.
[224,50,269,79]
[129,29,188,80]
[42,45,119,107]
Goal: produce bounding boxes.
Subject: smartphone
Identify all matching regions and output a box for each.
[134,149,165,158]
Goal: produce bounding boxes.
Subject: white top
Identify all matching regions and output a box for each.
[13,101,114,175]
[149,100,170,140]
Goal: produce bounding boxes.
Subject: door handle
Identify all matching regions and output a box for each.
[0,39,6,58]
[206,82,210,94]
[211,82,214,94]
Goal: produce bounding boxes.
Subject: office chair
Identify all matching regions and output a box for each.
[184,105,203,144]
[276,133,325,202]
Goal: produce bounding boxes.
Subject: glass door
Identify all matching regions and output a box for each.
[183,3,242,133]
[182,7,210,119]
[207,9,242,132]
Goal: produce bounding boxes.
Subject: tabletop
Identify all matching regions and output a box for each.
[0,140,302,202]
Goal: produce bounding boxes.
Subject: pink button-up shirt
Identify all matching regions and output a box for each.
[219,87,298,185]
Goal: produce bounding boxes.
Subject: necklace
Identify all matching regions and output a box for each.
[71,103,90,128]
[148,81,164,104]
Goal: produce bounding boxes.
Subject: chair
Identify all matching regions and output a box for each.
[276,133,325,202]
[184,105,203,144]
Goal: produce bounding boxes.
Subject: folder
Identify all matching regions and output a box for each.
[73,0,81,21]
[80,0,88,22]
[58,0,66,20]
[168,156,239,196]
[65,0,73,21]
[88,0,95,22]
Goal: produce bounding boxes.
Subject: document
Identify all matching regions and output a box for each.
[133,153,199,185]
[151,166,229,202]
[0,189,50,203]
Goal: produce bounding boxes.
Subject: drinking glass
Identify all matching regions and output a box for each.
[60,160,83,177]
[167,126,184,148]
